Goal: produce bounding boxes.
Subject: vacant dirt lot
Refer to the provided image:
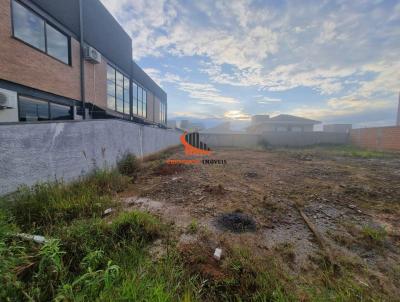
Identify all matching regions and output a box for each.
[120,146,400,299]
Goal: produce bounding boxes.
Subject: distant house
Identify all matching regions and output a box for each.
[323,124,352,133]
[246,114,321,134]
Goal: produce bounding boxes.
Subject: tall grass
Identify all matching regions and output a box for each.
[0,170,129,233]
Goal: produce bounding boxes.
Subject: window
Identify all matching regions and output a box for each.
[143,90,147,118]
[19,96,49,121]
[107,65,130,115]
[46,23,69,64]
[123,77,130,115]
[12,0,70,64]
[116,71,124,113]
[50,103,73,120]
[12,0,45,51]
[132,82,138,115]
[18,96,72,122]
[160,102,167,124]
[138,86,143,116]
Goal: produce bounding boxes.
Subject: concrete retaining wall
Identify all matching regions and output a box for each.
[200,132,348,148]
[261,131,349,147]
[0,120,180,195]
[199,133,260,148]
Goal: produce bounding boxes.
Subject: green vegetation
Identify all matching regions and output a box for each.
[186,219,199,234]
[117,153,141,179]
[361,225,387,246]
[0,152,395,301]
[325,145,398,159]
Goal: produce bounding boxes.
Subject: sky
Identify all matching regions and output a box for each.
[100,0,400,129]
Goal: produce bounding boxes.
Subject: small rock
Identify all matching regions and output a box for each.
[348,204,357,209]
[244,171,258,178]
[213,248,222,261]
[357,209,363,214]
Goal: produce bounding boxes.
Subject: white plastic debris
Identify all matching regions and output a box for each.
[103,208,113,216]
[213,248,222,261]
[16,233,48,244]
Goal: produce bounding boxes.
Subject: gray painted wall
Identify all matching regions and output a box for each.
[200,132,349,148]
[0,120,180,195]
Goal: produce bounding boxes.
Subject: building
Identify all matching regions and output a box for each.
[323,124,352,133]
[0,0,167,126]
[246,114,321,134]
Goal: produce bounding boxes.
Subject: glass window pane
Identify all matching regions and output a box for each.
[116,86,123,101]
[123,78,130,115]
[132,82,138,100]
[50,103,72,120]
[143,90,147,118]
[116,71,123,88]
[46,23,69,64]
[116,98,124,113]
[18,96,49,122]
[107,95,115,110]
[107,65,115,82]
[107,80,115,96]
[13,1,45,51]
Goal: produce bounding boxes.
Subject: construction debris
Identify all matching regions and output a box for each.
[103,208,113,216]
[15,233,48,244]
[213,248,222,260]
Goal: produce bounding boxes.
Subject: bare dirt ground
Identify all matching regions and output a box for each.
[118,147,400,299]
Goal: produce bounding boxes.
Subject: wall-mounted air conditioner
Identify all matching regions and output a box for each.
[0,88,17,110]
[84,45,102,64]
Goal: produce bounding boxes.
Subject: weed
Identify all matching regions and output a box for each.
[361,225,387,245]
[117,153,141,179]
[187,220,199,234]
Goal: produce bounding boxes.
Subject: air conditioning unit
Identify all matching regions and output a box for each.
[0,88,17,109]
[84,45,102,64]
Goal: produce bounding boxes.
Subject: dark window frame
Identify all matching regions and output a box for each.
[17,94,73,122]
[11,0,72,66]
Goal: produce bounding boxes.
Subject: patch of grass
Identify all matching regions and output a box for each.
[117,153,141,179]
[186,219,199,234]
[361,225,387,245]
[110,210,164,244]
[0,170,129,233]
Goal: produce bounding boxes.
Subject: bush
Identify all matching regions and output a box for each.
[117,153,141,178]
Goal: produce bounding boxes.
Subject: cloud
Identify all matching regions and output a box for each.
[100,0,400,125]
[223,110,251,120]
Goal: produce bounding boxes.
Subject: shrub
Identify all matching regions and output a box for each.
[117,153,141,178]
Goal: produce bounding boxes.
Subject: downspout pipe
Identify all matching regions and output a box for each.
[79,0,86,119]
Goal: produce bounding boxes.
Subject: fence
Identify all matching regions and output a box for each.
[350,126,400,151]
[0,119,180,195]
[200,131,349,148]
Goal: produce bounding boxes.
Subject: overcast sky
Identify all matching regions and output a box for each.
[100,0,400,129]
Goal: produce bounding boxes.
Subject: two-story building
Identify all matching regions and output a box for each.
[0,0,167,126]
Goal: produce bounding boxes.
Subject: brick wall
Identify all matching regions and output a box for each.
[84,59,107,109]
[351,126,400,151]
[0,0,81,101]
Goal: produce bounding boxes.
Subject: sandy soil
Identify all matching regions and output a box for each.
[118,147,400,296]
